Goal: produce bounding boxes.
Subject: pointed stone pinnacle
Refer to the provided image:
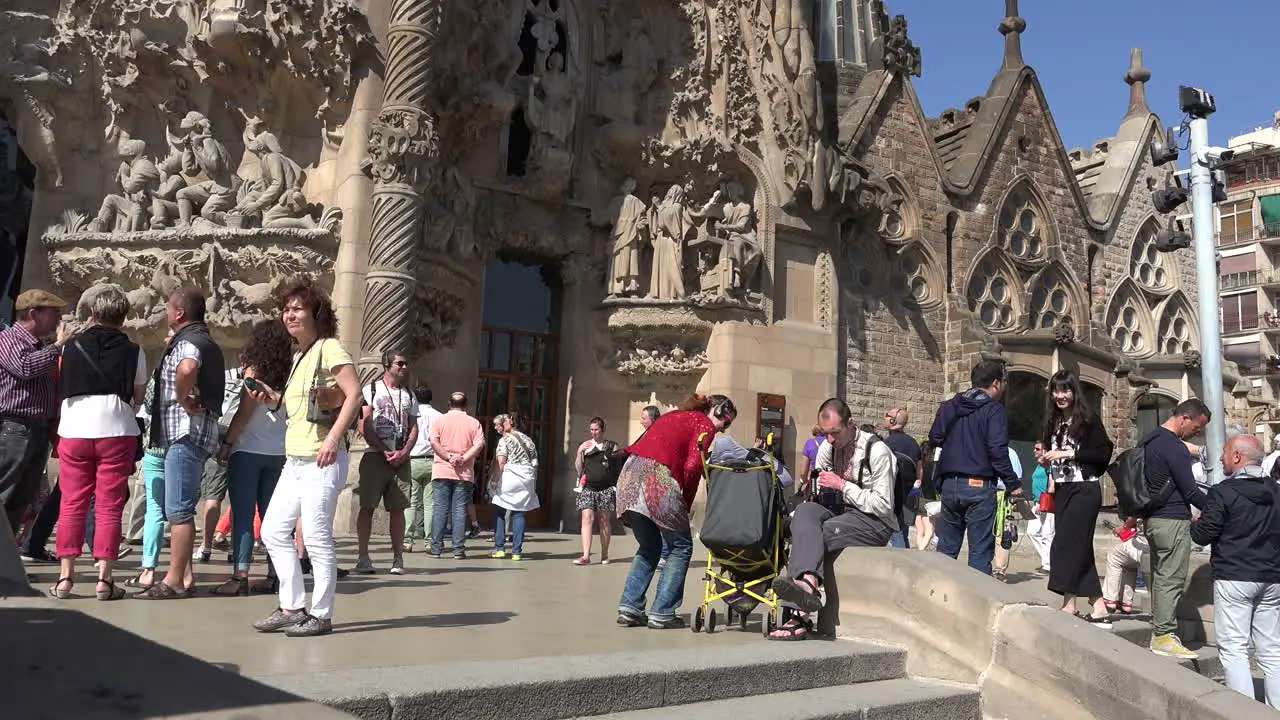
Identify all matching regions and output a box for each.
[999,0,1026,69]
[1124,48,1151,117]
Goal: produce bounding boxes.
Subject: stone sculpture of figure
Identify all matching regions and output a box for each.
[698,182,762,292]
[1,41,70,188]
[526,52,576,153]
[648,185,693,300]
[232,113,313,228]
[595,18,657,125]
[423,166,477,258]
[173,111,238,228]
[592,177,648,297]
[150,118,193,229]
[89,137,160,233]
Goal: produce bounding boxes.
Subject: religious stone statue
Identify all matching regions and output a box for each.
[150,118,193,229]
[595,18,657,125]
[695,182,762,293]
[592,177,648,297]
[89,137,160,233]
[1,40,70,188]
[172,111,237,228]
[230,113,313,228]
[648,185,693,300]
[526,52,576,154]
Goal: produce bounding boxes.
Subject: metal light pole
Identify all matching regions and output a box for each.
[1187,110,1226,484]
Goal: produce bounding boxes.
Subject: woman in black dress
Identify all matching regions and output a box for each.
[1039,369,1115,627]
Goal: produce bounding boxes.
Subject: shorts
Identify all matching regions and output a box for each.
[577,486,616,513]
[357,451,412,511]
[199,456,228,502]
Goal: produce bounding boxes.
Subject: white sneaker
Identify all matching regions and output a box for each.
[390,556,405,575]
[193,547,211,563]
[354,556,377,574]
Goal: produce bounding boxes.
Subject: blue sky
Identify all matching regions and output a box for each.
[890,1,1276,151]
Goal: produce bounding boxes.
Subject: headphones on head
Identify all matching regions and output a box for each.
[381,350,401,369]
[711,398,733,425]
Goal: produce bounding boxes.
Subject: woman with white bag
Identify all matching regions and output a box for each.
[488,413,540,560]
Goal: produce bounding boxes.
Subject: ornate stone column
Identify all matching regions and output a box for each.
[358,0,441,380]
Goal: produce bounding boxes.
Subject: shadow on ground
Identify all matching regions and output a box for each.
[0,590,311,718]
[332,610,516,633]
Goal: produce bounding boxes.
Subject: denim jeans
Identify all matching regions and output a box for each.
[163,437,209,525]
[430,479,472,555]
[935,475,998,575]
[140,453,167,568]
[1214,579,1280,706]
[619,513,694,620]
[228,452,285,572]
[0,418,52,533]
[493,508,525,555]
[21,482,60,556]
[889,531,910,548]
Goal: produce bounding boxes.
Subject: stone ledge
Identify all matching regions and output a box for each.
[262,642,904,720]
[42,226,338,248]
[832,548,1276,720]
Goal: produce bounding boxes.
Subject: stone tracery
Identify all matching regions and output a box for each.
[996,183,1048,262]
[966,250,1021,331]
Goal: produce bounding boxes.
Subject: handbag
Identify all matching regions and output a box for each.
[1037,490,1056,513]
[304,339,347,427]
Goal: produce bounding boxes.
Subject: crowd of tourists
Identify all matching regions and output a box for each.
[1,286,1276,705]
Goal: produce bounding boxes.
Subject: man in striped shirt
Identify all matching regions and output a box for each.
[0,290,68,535]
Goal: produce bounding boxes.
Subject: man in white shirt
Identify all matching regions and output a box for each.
[405,386,442,551]
[355,351,419,575]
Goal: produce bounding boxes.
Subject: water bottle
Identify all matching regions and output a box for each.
[1136,568,1146,591]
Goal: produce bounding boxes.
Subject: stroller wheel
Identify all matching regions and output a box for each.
[762,611,775,638]
[739,609,749,631]
[693,606,705,633]
[707,607,718,634]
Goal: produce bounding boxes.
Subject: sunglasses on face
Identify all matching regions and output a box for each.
[392,361,408,367]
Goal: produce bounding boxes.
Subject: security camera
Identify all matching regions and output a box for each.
[1204,146,1235,164]
[1150,126,1179,167]
[1179,85,1216,118]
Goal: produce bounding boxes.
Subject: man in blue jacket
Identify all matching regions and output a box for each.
[928,360,1021,575]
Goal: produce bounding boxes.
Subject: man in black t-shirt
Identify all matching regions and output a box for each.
[884,408,922,548]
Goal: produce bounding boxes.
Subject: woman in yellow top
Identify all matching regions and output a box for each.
[242,277,363,637]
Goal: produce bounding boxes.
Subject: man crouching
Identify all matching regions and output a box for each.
[769,398,897,639]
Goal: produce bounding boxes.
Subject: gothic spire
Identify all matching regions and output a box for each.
[1124,48,1152,118]
[999,0,1026,70]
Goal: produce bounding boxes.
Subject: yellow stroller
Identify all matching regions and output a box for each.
[691,435,788,637]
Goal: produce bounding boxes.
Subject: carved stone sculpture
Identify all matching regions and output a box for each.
[1,40,70,189]
[691,182,762,295]
[171,111,237,229]
[230,113,314,229]
[89,136,160,234]
[595,19,657,126]
[527,52,576,154]
[869,1,923,77]
[648,185,694,300]
[593,178,648,298]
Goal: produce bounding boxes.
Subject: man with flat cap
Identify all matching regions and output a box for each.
[0,289,69,535]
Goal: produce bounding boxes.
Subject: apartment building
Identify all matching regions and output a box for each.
[1216,113,1280,413]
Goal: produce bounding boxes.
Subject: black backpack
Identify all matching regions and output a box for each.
[583,440,622,490]
[1108,435,1174,518]
[889,450,918,522]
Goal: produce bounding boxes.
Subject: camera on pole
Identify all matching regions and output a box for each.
[1179,85,1216,119]
[1152,184,1189,214]
[1150,126,1180,167]
[1154,218,1191,252]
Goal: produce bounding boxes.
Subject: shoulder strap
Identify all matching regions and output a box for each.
[858,436,878,483]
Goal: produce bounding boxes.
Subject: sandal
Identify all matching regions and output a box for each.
[771,575,824,613]
[573,557,591,566]
[49,577,74,599]
[210,577,249,597]
[124,572,154,591]
[95,579,126,601]
[768,617,812,641]
[133,582,188,600]
[250,577,279,595]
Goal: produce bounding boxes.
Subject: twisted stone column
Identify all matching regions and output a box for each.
[359,0,441,380]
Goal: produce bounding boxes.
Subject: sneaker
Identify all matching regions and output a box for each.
[428,551,443,559]
[617,611,647,627]
[453,551,466,560]
[354,556,376,575]
[336,568,350,579]
[657,558,667,569]
[490,550,507,559]
[468,523,481,539]
[389,556,405,575]
[193,547,211,563]
[510,554,522,561]
[1150,633,1197,659]
[20,547,56,564]
[647,615,687,630]
[285,614,333,637]
[252,608,307,633]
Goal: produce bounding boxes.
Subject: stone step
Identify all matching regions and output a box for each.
[579,678,980,720]
[1111,619,1226,681]
[265,641,911,720]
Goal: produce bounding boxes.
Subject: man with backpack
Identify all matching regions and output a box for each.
[927,360,1021,576]
[770,398,897,636]
[1131,399,1210,659]
[1190,433,1280,706]
[882,408,922,549]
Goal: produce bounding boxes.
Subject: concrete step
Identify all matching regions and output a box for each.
[1111,619,1225,681]
[266,640,913,720]
[580,678,980,720]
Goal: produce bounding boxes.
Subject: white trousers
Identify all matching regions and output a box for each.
[1215,579,1280,707]
[1026,509,1055,569]
[262,453,347,620]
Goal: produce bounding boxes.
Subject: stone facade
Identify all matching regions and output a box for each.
[3,1,1254,527]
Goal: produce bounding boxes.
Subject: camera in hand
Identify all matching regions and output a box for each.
[809,468,846,513]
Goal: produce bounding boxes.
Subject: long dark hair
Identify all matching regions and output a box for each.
[1041,369,1094,447]
[240,319,294,390]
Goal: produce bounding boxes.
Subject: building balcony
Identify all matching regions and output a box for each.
[1220,268,1280,291]
[1216,222,1280,249]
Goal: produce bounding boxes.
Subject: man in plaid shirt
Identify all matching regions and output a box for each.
[137,290,225,599]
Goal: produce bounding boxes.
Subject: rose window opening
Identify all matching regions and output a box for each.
[895,249,930,304]
[999,194,1044,260]
[883,209,905,239]
[1030,274,1071,329]
[1131,226,1171,289]
[967,260,1016,329]
[1107,296,1148,355]
[1159,311,1194,355]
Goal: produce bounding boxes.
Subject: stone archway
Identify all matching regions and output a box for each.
[0,115,34,324]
